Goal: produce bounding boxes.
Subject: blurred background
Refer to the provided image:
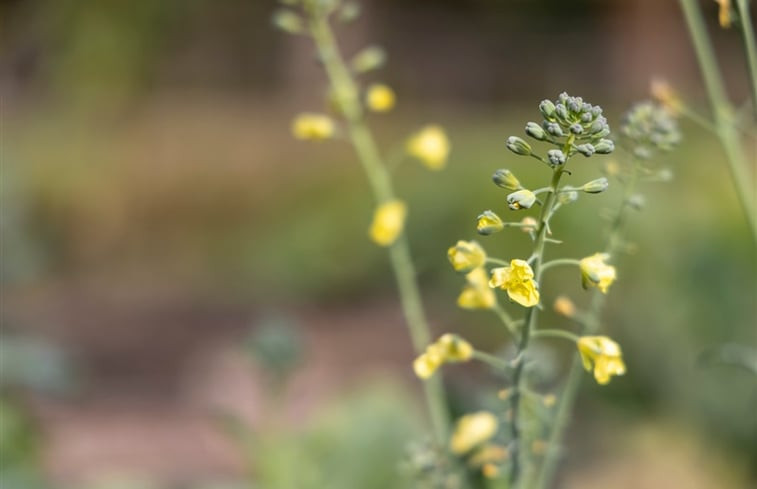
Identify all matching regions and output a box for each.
[1,0,756,488]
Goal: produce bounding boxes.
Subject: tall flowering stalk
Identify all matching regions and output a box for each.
[273,0,451,444]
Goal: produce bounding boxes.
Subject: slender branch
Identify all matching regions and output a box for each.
[493,304,521,341]
[736,0,757,118]
[540,258,581,274]
[473,350,513,372]
[486,257,511,267]
[307,11,449,444]
[531,328,580,343]
[678,0,757,241]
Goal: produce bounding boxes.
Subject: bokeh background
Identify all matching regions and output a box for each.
[2,0,756,488]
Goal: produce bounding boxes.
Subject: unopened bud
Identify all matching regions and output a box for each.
[594,138,615,154]
[555,104,569,120]
[477,210,505,235]
[539,100,556,119]
[582,177,609,194]
[351,46,386,73]
[628,194,645,210]
[492,169,521,190]
[575,143,595,157]
[558,191,579,205]
[338,2,361,23]
[525,122,546,140]
[545,122,564,137]
[507,189,537,210]
[569,123,584,135]
[506,136,532,156]
[553,296,576,317]
[547,149,566,167]
[520,216,538,233]
[272,10,304,34]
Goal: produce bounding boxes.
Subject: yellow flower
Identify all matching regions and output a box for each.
[553,296,576,318]
[650,78,682,115]
[413,334,473,379]
[369,199,407,246]
[577,336,626,385]
[450,411,499,455]
[448,240,486,273]
[476,210,504,235]
[365,83,396,112]
[489,259,539,307]
[715,0,732,28]
[291,113,335,140]
[457,267,497,310]
[407,125,450,170]
[580,253,617,294]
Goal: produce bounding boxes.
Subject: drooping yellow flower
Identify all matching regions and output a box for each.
[476,210,504,235]
[650,78,682,115]
[365,83,396,112]
[715,0,732,28]
[448,240,486,273]
[369,199,407,246]
[553,296,576,318]
[576,336,626,385]
[457,267,497,310]
[449,411,499,455]
[413,334,473,379]
[489,259,539,307]
[291,113,335,140]
[579,253,617,294]
[406,125,450,170]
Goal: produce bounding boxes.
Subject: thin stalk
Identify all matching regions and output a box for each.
[532,164,641,489]
[508,161,568,485]
[736,0,757,117]
[474,350,513,372]
[678,0,757,241]
[540,258,581,274]
[493,304,521,341]
[531,329,580,342]
[307,12,449,443]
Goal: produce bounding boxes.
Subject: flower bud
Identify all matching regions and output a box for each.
[545,122,563,137]
[525,122,546,140]
[575,143,595,157]
[351,46,386,73]
[569,123,584,135]
[365,83,395,112]
[594,138,615,154]
[520,216,538,233]
[477,210,504,235]
[492,169,521,190]
[507,189,537,210]
[582,177,609,194]
[506,136,532,156]
[539,99,556,119]
[337,1,361,23]
[448,240,486,273]
[272,9,304,34]
[369,199,407,246]
[547,149,566,166]
[554,296,576,317]
[555,104,569,120]
[291,113,335,140]
[558,191,578,205]
[407,125,450,170]
[628,194,645,210]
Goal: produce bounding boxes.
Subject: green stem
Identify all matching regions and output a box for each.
[678,0,757,241]
[509,159,569,486]
[531,329,580,343]
[493,304,521,341]
[736,0,757,117]
[540,258,581,274]
[308,11,449,444]
[532,162,640,489]
[486,257,511,266]
[473,350,513,372]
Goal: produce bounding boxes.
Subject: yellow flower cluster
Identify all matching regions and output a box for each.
[449,411,498,455]
[369,199,407,246]
[447,240,486,273]
[580,253,617,294]
[457,267,497,310]
[406,125,450,170]
[577,336,626,384]
[413,334,473,380]
[365,83,396,112]
[489,259,539,307]
[291,113,335,140]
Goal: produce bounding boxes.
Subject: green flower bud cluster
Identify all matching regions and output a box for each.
[506,93,614,167]
[621,101,681,159]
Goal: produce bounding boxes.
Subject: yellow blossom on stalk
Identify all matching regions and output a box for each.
[448,240,486,273]
[365,83,396,112]
[457,267,497,310]
[369,199,407,246]
[650,78,683,115]
[489,259,539,307]
[413,334,473,379]
[291,113,335,140]
[576,336,627,384]
[406,125,450,170]
[450,411,499,455]
[476,210,504,235]
[579,253,617,294]
[715,0,732,28]
[553,296,576,318]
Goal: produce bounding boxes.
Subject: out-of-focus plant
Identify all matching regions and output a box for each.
[676,0,756,241]
[273,0,451,449]
[414,94,680,488]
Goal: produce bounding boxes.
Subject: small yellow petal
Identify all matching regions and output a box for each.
[448,241,486,273]
[369,199,407,246]
[407,125,450,170]
[450,411,499,455]
[365,83,396,112]
[553,296,576,318]
[576,336,626,384]
[291,113,335,140]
